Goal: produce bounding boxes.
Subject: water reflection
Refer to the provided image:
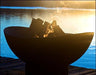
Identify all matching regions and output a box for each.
[0,8,95,69]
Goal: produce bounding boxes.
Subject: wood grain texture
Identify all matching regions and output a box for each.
[0,57,95,75]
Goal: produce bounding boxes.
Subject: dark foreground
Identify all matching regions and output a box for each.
[0,57,95,75]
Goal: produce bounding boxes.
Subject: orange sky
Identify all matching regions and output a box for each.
[26,1,95,9]
[1,1,95,9]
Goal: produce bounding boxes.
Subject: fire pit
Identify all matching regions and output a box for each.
[4,18,93,75]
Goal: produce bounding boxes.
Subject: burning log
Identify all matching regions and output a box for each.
[30,18,65,38]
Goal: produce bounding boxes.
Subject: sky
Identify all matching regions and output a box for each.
[1,1,95,9]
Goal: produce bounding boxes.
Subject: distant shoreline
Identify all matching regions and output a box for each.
[0,6,95,11]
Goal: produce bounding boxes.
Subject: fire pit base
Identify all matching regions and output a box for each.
[25,62,68,75]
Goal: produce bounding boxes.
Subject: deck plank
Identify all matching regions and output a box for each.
[0,57,95,75]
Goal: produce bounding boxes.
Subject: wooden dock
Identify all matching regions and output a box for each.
[0,57,96,75]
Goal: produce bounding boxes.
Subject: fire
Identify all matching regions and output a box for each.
[43,20,56,38]
[30,18,64,38]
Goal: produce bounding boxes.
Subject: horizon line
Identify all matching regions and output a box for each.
[0,6,95,11]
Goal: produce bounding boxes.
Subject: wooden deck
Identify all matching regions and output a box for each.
[0,57,96,75]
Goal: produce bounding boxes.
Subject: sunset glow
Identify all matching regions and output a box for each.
[0,0,95,69]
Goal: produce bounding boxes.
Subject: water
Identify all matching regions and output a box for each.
[0,7,95,69]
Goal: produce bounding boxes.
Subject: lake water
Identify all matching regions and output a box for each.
[0,7,95,69]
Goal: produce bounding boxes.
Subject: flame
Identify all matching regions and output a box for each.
[34,34,39,38]
[43,21,56,38]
